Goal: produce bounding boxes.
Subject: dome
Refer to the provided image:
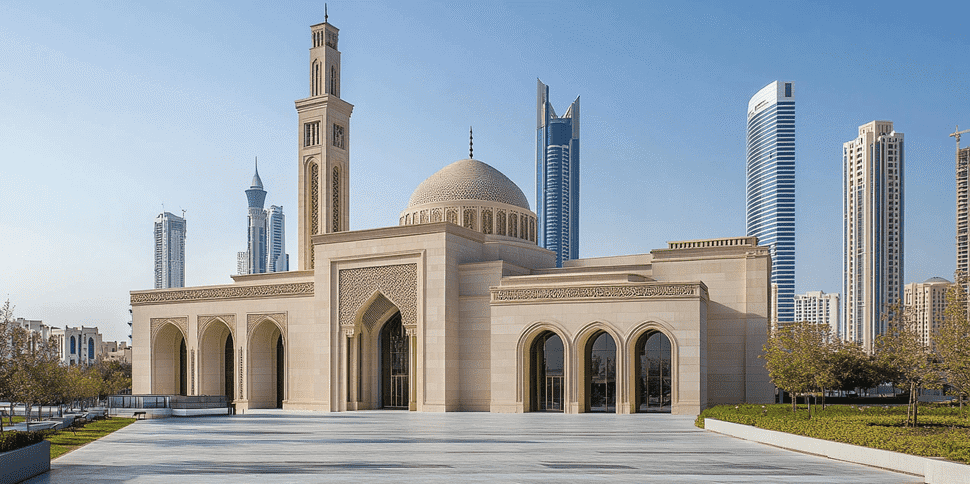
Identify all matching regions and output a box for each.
[407,159,530,210]
[925,276,952,284]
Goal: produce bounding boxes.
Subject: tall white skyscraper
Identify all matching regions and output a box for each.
[746,81,796,324]
[154,211,186,288]
[843,120,904,353]
[794,291,840,338]
[267,205,288,272]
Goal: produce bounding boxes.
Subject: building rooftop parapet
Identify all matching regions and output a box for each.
[499,272,652,287]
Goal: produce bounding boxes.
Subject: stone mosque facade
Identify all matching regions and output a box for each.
[130,19,773,415]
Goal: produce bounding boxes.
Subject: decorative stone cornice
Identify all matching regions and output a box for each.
[490,283,706,304]
[131,282,313,306]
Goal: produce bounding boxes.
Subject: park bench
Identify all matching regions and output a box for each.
[133,411,146,420]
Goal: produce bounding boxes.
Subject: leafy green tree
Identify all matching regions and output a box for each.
[762,321,834,416]
[938,280,970,411]
[876,304,940,427]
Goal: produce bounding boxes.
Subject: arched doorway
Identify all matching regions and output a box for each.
[529,331,564,412]
[636,331,671,413]
[380,313,408,409]
[586,332,616,413]
[249,320,283,409]
[151,324,186,395]
[224,335,234,400]
[199,320,233,399]
[179,339,187,396]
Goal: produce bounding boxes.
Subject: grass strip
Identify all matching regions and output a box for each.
[697,403,970,465]
[47,418,136,459]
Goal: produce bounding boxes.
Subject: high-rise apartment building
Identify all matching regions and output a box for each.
[843,121,904,353]
[267,205,289,272]
[954,130,969,290]
[536,79,579,267]
[794,291,840,338]
[154,211,186,288]
[239,165,289,275]
[904,277,951,351]
[746,81,796,324]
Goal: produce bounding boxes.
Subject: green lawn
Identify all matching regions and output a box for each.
[697,403,970,464]
[46,418,136,459]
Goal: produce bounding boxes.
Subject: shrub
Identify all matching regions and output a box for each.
[0,430,45,453]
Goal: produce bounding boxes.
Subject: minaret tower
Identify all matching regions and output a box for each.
[296,13,354,270]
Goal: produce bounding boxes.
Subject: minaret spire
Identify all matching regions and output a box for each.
[325,3,328,23]
[469,126,473,159]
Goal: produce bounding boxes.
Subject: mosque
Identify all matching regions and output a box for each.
[130,19,773,415]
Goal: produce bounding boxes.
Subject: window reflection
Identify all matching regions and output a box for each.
[588,332,616,413]
[530,331,563,412]
[637,332,671,413]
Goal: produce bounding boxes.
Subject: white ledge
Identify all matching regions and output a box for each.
[705,418,970,484]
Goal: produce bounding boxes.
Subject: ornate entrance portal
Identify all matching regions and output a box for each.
[380,314,409,409]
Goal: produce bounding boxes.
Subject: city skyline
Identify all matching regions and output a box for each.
[1,1,966,342]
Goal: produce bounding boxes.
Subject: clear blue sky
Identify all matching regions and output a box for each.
[1,1,967,341]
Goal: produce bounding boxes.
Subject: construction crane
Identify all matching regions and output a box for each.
[951,125,970,150]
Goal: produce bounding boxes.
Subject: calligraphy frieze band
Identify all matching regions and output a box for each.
[491,283,704,303]
[131,282,313,305]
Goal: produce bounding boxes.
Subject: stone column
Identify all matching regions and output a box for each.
[406,327,417,411]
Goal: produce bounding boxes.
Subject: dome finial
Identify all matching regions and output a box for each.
[469,126,473,159]
[325,3,328,23]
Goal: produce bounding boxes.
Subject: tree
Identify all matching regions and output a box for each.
[938,280,970,411]
[875,304,940,427]
[762,321,834,416]
[827,339,881,394]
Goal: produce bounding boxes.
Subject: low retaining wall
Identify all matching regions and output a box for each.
[705,418,970,484]
[0,440,50,484]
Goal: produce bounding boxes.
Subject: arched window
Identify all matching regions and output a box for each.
[70,336,76,354]
[330,65,338,96]
[88,337,94,360]
[587,332,616,412]
[636,331,672,412]
[332,166,340,232]
[481,209,493,234]
[529,331,563,412]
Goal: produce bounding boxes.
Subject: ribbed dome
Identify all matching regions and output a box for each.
[407,159,530,210]
[925,277,952,284]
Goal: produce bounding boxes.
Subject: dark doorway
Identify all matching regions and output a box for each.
[637,331,672,412]
[225,334,235,401]
[530,331,564,412]
[587,332,616,412]
[380,313,408,409]
[178,338,187,396]
[276,335,284,408]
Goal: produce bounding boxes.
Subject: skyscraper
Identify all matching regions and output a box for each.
[954,128,969,290]
[843,121,904,352]
[267,205,289,272]
[904,277,952,351]
[536,79,579,267]
[154,211,186,288]
[245,163,268,275]
[239,164,289,275]
[746,81,796,324]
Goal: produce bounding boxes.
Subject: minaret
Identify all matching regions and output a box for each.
[296,15,354,270]
[246,159,268,274]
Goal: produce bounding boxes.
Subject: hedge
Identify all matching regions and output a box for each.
[0,430,45,454]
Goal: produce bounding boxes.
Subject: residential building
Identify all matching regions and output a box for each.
[793,291,840,338]
[843,121,904,353]
[267,205,289,272]
[955,137,969,292]
[536,79,579,267]
[904,277,951,351]
[51,326,103,366]
[154,211,186,288]
[102,340,132,365]
[746,81,796,324]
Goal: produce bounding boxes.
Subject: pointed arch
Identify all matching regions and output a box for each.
[574,321,623,413]
[248,315,287,409]
[626,320,679,413]
[198,317,234,398]
[516,321,572,413]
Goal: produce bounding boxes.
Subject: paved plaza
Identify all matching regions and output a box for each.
[30,411,919,483]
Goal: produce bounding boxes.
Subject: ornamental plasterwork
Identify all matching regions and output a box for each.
[491,283,704,303]
[406,159,530,209]
[247,312,287,340]
[359,295,397,332]
[339,264,417,329]
[198,315,235,342]
[150,317,188,342]
[131,282,313,305]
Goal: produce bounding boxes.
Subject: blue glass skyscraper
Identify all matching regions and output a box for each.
[536,79,580,267]
[746,81,795,324]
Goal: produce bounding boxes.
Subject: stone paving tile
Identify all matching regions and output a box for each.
[28,411,921,483]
